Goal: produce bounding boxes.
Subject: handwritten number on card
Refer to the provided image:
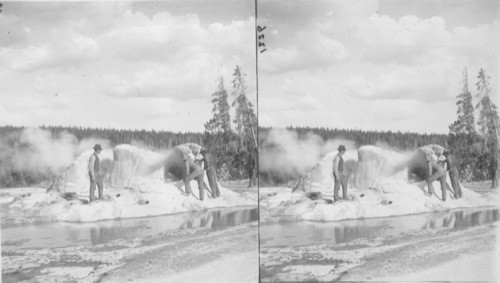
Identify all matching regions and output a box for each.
[257,25,267,54]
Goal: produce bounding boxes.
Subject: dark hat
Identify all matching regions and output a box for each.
[93,144,102,151]
[443,149,450,155]
[338,145,346,151]
[200,147,208,153]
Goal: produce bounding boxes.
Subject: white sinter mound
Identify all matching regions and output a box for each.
[261,145,498,222]
[1,145,255,224]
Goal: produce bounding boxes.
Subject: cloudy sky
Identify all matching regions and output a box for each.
[258,0,499,134]
[0,1,256,132]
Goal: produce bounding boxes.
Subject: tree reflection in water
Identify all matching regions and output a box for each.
[261,208,499,247]
[89,208,258,244]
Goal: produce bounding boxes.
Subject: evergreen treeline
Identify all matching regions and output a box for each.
[259,127,448,150]
[0,125,204,149]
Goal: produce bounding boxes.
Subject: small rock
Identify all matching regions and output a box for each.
[305,192,322,200]
[61,192,77,201]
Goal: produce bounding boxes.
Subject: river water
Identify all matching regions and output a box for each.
[1,207,258,251]
[261,207,499,247]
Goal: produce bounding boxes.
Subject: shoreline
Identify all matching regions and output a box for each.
[259,204,500,225]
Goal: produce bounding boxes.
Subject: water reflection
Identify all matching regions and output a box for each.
[421,209,499,230]
[261,208,499,247]
[1,207,258,249]
[87,208,258,245]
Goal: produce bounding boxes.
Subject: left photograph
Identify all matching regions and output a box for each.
[0,1,258,282]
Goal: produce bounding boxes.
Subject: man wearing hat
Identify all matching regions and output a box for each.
[333,145,348,202]
[88,144,104,202]
[443,149,463,198]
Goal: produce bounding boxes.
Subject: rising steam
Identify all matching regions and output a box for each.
[1,128,110,175]
[259,129,357,176]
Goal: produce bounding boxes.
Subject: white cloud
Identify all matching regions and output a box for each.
[260,1,498,133]
[261,30,346,74]
[0,2,256,132]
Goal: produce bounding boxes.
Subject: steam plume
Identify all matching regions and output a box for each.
[1,127,110,175]
[259,129,357,176]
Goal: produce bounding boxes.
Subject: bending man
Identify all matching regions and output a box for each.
[426,154,451,201]
[185,158,211,201]
[176,144,212,200]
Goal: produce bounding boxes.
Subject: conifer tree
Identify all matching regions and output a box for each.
[231,66,257,149]
[204,76,231,134]
[449,68,476,134]
[448,67,481,180]
[475,68,499,187]
[203,76,237,176]
[231,66,257,180]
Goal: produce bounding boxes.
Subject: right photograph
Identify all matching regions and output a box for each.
[257,0,499,281]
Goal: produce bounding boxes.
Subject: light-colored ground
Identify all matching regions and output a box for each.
[379,251,498,281]
[1,180,257,225]
[133,251,258,283]
[2,220,258,283]
[260,179,499,223]
[260,221,498,282]
[342,221,499,281]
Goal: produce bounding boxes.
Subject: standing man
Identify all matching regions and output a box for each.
[443,149,463,198]
[426,154,451,201]
[333,145,348,202]
[200,147,221,198]
[88,144,104,202]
